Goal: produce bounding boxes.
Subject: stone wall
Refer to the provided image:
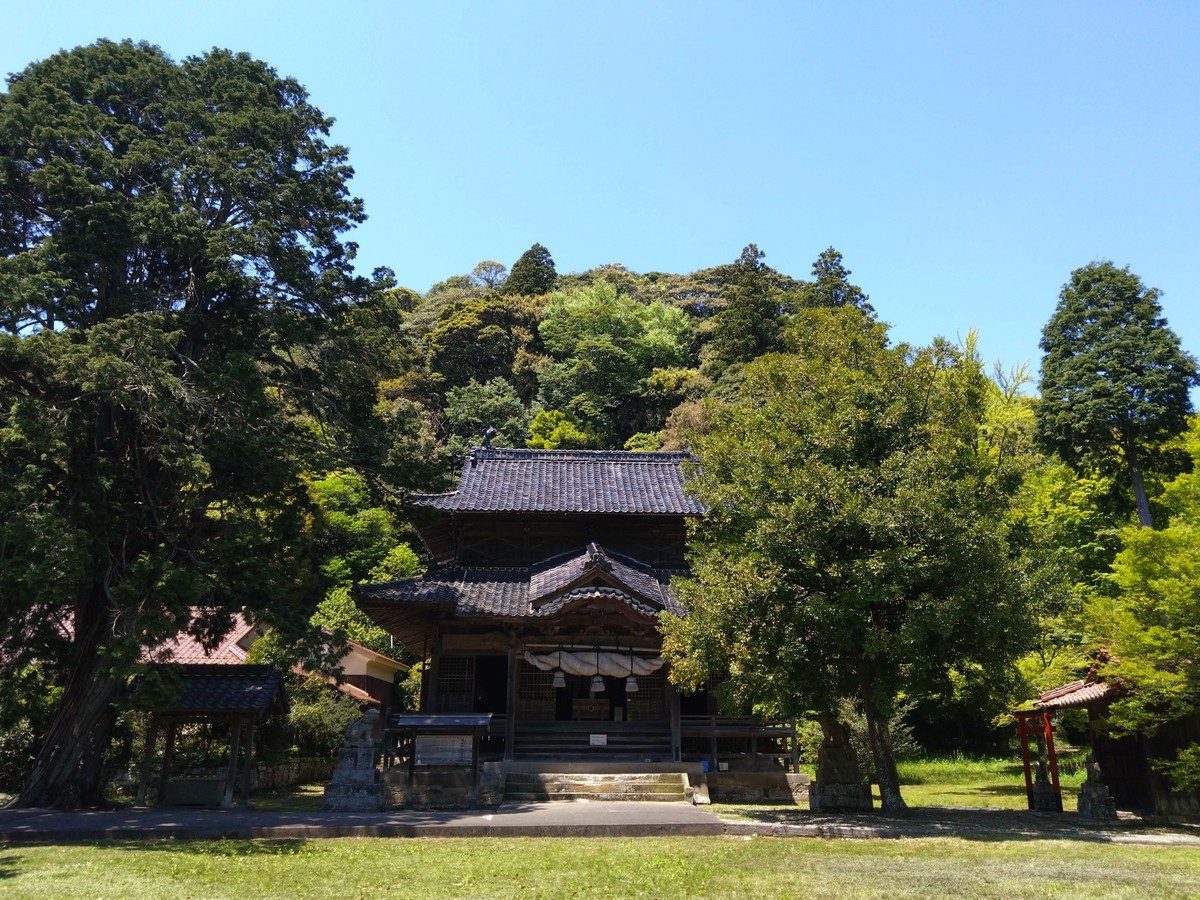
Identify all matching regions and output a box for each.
[164,758,334,793]
[705,772,810,804]
[382,764,504,809]
[251,757,335,792]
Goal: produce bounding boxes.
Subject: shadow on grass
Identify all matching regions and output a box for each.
[98,837,316,856]
[713,799,1185,844]
[250,783,326,813]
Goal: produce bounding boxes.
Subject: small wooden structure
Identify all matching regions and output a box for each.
[389,713,493,808]
[1012,677,1118,812]
[134,664,287,808]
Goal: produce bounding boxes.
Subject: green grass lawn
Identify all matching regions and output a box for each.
[893,754,1087,810]
[2,836,1198,899]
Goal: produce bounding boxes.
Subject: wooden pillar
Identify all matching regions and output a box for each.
[427,641,442,713]
[505,634,518,761]
[240,718,257,806]
[710,716,718,768]
[790,717,799,774]
[157,721,177,806]
[223,717,242,808]
[1016,714,1034,809]
[469,728,482,809]
[668,676,681,763]
[405,730,417,809]
[1042,710,1063,812]
[137,715,159,806]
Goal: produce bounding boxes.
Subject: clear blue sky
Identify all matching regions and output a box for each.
[4,1,1198,379]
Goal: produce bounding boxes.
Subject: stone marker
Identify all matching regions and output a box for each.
[808,718,872,812]
[324,709,386,811]
[1077,754,1118,822]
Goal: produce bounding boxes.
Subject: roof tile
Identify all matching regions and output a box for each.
[355,546,687,620]
[412,449,706,515]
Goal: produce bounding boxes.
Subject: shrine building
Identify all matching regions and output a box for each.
[354,447,797,777]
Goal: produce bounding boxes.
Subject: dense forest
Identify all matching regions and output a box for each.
[1,41,1197,807]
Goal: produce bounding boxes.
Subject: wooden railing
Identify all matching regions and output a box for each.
[679,716,799,773]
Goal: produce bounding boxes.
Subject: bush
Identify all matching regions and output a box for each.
[0,720,38,791]
[288,689,363,758]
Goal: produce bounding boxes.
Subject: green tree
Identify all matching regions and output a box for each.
[310,472,402,585]
[0,41,373,807]
[443,377,529,448]
[470,260,508,291]
[313,587,394,657]
[426,295,543,392]
[503,243,558,296]
[1036,262,1198,527]
[536,281,692,445]
[800,247,873,313]
[663,308,1031,812]
[1090,418,1200,790]
[526,409,598,449]
[699,244,792,380]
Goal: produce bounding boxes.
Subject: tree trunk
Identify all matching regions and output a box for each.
[858,667,908,814]
[1122,437,1154,528]
[8,595,123,809]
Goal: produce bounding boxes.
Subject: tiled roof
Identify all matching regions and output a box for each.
[354,545,688,623]
[411,448,706,515]
[1034,679,1118,711]
[529,543,668,609]
[141,664,288,717]
[151,613,254,664]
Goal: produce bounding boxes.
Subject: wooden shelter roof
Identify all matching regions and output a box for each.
[1033,678,1118,711]
[138,664,289,718]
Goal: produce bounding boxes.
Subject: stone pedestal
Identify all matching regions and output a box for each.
[324,710,385,811]
[1077,756,1118,822]
[1032,755,1061,812]
[809,721,872,812]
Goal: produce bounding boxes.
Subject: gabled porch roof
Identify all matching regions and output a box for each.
[353,544,687,652]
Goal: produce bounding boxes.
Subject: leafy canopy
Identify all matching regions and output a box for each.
[664,307,1032,810]
[0,40,375,807]
[1036,261,1197,526]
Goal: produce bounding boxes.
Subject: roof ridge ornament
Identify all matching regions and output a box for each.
[586,541,612,571]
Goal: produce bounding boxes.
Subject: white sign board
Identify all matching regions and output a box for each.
[415,735,471,766]
[589,733,608,747]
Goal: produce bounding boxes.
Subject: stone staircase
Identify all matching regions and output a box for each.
[504,771,689,802]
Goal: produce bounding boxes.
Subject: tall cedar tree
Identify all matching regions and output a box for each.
[503,243,557,296]
[700,244,784,377]
[0,41,372,807]
[803,247,873,313]
[1036,262,1198,527]
[663,308,1031,812]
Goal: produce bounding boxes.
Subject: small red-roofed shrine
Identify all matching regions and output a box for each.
[1013,677,1121,812]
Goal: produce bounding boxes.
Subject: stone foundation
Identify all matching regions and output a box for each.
[809,779,872,812]
[706,772,810,804]
[381,765,504,809]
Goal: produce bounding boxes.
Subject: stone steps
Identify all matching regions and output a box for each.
[504,771,688,803]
